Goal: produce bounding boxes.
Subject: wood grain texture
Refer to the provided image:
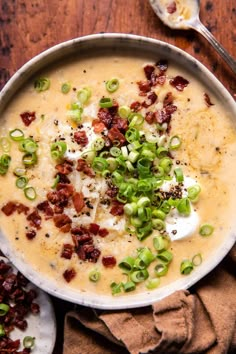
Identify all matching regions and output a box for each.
[0,1,235,353]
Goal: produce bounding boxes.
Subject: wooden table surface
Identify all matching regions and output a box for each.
[0,1,235,353]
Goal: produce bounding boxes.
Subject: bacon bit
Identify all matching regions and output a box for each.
[111,117,128,132]
[71,226,87,235]
[144,65,155,80]
[56,173,71,184]
[167,1,177,14]
[37,200,54,218]
[31,302,40,314]
[55,160,73,175]
[102,255,117,267]
[90,248,101,262]
[20,111,36,126]
[98,228,109,237]
[170,75,189,91]
[108,127,126,145]
[142,91,158,108]
[26,229,36,240]
[26,209,41,229]
[137,80,151,93]
[156,74,166,86]
[110,201,124,216]
[92,119,106,133]
[1,202,29,216]
[53,214,72,232]
[57,183,74,197]
[74,130,88,146]
[156,59,168,72]
[165,104,177,115]
[106,186,118,198]
[155,109,171,124]
[76,234,93,245]
[145,111,156,125]
[97,108,113,128]
[72,192,85,214]
[163,92,174,107]
[89,223,100,235]
[102,135,112,148]
[63,268,76,282]
[3,274,17,292]
[61,244,74,259]
[204,93,214,107]
[76,158,95,178]
[130,101,142,112]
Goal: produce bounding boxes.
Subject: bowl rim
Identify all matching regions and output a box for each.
[0,33,236,309]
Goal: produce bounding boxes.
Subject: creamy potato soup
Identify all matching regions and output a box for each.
[0,54,236,297]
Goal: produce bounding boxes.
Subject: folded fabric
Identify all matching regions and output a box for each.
[64,245,236,354]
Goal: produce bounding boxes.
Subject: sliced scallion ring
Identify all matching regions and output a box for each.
[24,186,37,200]
[0,154,11,167]
[153,236,170,252]
[118,256,135,273]
[99,97,113,108]
[0,324,5,337]
[0,137,11,152]
[34,77,50,92]
[23,336,35,349]
[192,253,202,266]
[118,105,131,118]
[123,281,136,292]
[146,278,160,289]
[156,250,173,264]
[174,167,184,183]
[154,263,168,277]
[77,87,92,104]
[110,282,123,295]
[92,138,105,151]
[0,303,10,316]
[180,260,194,275]
[169,135,182,150]
[16,176,28,189]
[61,82,71,94]
[89,269,101,282]
[22,152,37,166]
[50,141,67,160]
[199,224,214,236]
[106,78,119,93]
[187,184,201,202]
[130,269,149,283]
[9,129,24,141]
[13,167,26,177]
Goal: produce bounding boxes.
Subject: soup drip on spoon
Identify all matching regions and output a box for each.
[149,0,236,75]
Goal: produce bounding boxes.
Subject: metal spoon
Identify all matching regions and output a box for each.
[149,0,236,74]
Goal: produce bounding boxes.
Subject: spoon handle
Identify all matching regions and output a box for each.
[194,20,236,75]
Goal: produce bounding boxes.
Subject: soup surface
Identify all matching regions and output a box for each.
[0,54,236,297]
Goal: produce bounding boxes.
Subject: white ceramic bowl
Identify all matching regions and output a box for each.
[0,33,236,309]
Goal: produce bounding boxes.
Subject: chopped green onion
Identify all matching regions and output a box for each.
[0,324,5,337]
[128,113,144,127]
[92,138,105,151]
[159,157,173,174]
[23,336,35,349]
[123,281,136,292]
[107,157,117,171]
[19,138,38,153]
[174,167,184,183]
[22,152,37,166]
[187,184,201,202]
[99,97,113,108]
[137,223,153,240]
[118,256,135,273]
[77,87,92,104]
[118,105,131,118]
[128,150,139,163]
[24,186,37,200]
[130,269,149,283]
[146,278,160,289]
[133,257,147,270]
[156,146,168,159]
[0,137,11,152]
[124,202,138,216]
[125,128,140,143]
[152,218,165,230]
[199,224,214,236]
[192,253,202,266]
[154,263,168,277]
[92,157,108,172]
[111,171,123,185]
[0,165,7,175]
[160,200,171,214]
[180,260,194,275]
[34,77,50,92]
[153,236,170,251]
[106,78,119,93]
[138,207,152,222]
[169,135,182,150]
[66,107,83,124]
[121,146,128,159]
[61,82,71,94]
[177,198,191,216]
[16,176,28,189]
[110,146,121,157]
[137,197,150,208]
[156,250,173,264]
[9,129,24,141]
[50,142,67,160]
[13,167,26,177]
[81,150,96,163]
[0,303,10,316]
[138,247,155,267]
[152,209,166,220]
[0,154,11,167]
[89,269,101,282]
[137,158,152,177]
[130,216,143,228]
[110,282,123,295]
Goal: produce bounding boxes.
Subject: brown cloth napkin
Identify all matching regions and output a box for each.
[64,245,236,354]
